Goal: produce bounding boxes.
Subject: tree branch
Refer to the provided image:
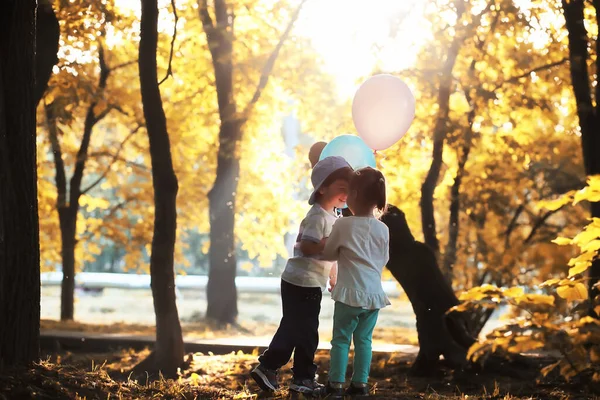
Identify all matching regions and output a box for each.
[81,124,143,194]
[44,102,68,208]
[198,0,220,61]
[70,43,111,209]
[112,59,138,71]
[78,198,135,242]
[523,208,563,245]
[504,204,525,250]
[493,58,568,90]
[159,0,178,86]
[242,0,308,120]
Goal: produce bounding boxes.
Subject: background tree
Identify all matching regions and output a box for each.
[0,0,40,368]
[198,0,308,324]
[561,0,600,314]
[136,0,184,376]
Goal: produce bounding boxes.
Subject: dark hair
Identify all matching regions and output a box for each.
[350,167,387,213]
[314,166,353,203]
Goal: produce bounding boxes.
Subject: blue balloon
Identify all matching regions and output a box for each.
[319,134,376,170]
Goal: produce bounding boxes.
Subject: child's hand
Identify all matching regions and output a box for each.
[320,237,327,251]
[328,278,336,292]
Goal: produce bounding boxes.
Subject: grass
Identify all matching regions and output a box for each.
[0,347,595,399]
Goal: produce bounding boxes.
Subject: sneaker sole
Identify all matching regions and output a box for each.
[289,384,324,397]
[250,369,277,392]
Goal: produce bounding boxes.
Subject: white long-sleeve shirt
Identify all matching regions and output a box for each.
[323,216,391,310]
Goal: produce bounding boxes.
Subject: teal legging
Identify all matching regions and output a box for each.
[329,301,379,384]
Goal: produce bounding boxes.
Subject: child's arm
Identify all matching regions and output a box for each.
[322,221,342,261]
[299,240,325,256]
[328,262,338,292]
[299,215,326,256]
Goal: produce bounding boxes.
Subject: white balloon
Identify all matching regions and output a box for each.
[352,74,416,151]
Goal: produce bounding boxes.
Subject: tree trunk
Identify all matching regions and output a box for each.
[199,0,239,325]
[382,205,475,376]
[206,121,240,324]
[420,0,467,257]
[0,0,40,368]
[59,209,77,320]
[443,91,476,282]
[562,0,600,312]
[199,0,304,324]
[138,0,184,377]
[35,0,59,106]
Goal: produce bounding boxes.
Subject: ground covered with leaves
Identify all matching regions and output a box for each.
[0,347,596,400]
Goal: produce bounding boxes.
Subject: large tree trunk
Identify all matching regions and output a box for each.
[382,205,475,376]
[0,0,40,368]
[199,0,239,325]
[562,0,600,313]
[420,0,467,258]
[138,0,184,377]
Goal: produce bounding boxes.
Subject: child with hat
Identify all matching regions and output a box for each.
[251,153,352,396]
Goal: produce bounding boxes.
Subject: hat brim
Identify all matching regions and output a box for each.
[308,188,318,205]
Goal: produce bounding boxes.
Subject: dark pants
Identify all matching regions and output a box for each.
[259,279,322,379]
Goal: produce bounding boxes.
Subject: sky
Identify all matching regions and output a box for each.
[114,0,429,100]
[295,0,429,98]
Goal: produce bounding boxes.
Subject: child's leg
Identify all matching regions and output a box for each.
[329,302,361,383]
[351,309,379,384]
[291,286,322,380]
[258,280,302,370]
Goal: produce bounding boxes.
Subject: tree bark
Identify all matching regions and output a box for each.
[35,0,59,106]
[138,0,184,376]
[382,205,475,375]
[420,0,467,257]
[562,0,600,313]
[0,0,40,368]
[199,0,305,324]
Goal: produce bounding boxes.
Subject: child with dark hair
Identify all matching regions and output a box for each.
[321,167,390,398]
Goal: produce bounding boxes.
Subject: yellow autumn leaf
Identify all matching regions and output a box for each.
[540,361,559,377]
[537,193,574,211]
[568,251,597,267]
[201,241,210,255]
[190,372,200,385]
[508,338,544,354]
[551,237,572,246]
[582,239,600,253]
[516,294,555,306]
[467,341,489,362]
[573,185,600,205]
[557,282,588,301]
[540,278,561,287]
[503,286,524,298]
[240,261,254,272]
[568,262,592,278]
[572,228,600,246]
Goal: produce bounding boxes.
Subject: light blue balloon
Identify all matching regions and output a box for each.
[319,134,376,170]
